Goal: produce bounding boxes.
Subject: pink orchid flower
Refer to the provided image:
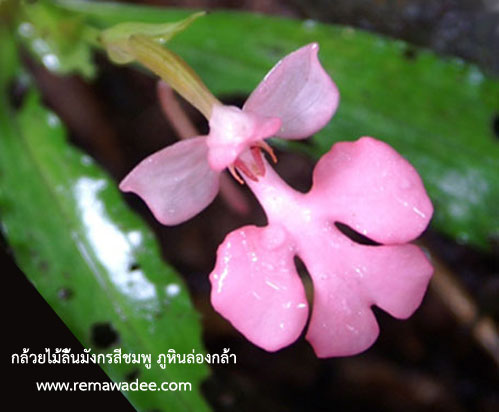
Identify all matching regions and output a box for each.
[119,43,339,225]
[115,33,433,357]
[210,137,434,357]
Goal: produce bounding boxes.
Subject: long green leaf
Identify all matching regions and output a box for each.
[0,29,209,412]
[52,0,499,249]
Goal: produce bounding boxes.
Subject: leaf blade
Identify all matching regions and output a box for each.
[0,28,210,412]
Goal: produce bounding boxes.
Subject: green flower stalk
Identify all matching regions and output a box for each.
[100,12,220,119]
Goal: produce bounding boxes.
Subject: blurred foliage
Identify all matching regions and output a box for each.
[16,0,97,78]
[46,0,499,250]
[0,27,210,412]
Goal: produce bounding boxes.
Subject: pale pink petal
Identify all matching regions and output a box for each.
[119,137,219,225]
[243,43,339,139]
[353,243,433,319]
[306,272,379,358]
[209,224,309,352]
[298,224,432,357]
[310,137,433,244]
[296,228,379,357]
[207,105,281,171]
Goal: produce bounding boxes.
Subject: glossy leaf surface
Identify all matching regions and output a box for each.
[0,29,209,412]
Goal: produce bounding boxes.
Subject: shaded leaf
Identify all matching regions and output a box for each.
[0,28,210,412]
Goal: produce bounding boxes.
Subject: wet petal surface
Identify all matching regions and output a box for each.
[311,137,433,244]
[297,225,432,357]
[212,138,434,357]
[210,224,309,352]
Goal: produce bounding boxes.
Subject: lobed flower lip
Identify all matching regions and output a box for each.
[119,43,339,225]
[209,137,434,357]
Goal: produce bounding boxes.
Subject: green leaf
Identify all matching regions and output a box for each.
[0,29,210,412]
[16,0,97,78]
[54,0,499,249]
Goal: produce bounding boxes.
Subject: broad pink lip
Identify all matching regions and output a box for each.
[210,137,433,357]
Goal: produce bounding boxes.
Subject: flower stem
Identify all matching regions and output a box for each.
[127,34,220,119]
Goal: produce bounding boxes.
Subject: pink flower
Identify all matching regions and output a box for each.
[117,36,433,357]
[119,43,339,225]
[209,137,434,357]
